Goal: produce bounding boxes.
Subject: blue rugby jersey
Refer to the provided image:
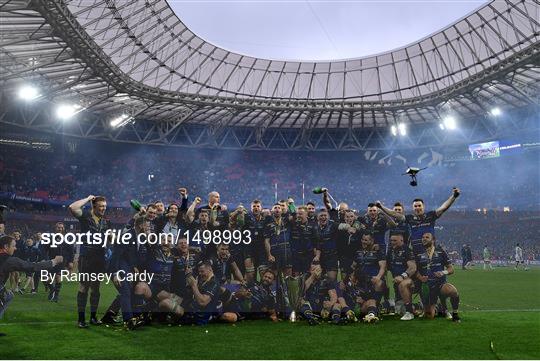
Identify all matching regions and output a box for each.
[415,245,451,284]
[405,211,440,256]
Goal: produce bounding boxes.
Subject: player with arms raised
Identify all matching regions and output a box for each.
[376,188,461,256]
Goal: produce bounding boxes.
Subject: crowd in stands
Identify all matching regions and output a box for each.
[1,140,538,261]
[1,141,538,211]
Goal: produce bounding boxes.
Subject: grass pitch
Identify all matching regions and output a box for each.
[2,267,539,359]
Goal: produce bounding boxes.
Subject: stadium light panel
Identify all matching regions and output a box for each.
[490,107,502,116]
[18,85,40,101]
[110,114,133,128]
[443,116,457,130]
[398,123,406,136]
[56,104,79,120]
[391,125,397,136]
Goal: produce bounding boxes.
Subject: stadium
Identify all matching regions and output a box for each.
[0,0,539,359]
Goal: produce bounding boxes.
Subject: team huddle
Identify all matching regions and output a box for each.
[0,186,462,331]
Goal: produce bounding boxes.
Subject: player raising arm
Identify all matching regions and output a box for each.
[376,188,460,256]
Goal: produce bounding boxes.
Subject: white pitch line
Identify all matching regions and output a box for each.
[1,309,539,326]
[468,308,540,313]
[1,321,74,326]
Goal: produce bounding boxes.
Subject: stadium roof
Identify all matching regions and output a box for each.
[0,0,539,135]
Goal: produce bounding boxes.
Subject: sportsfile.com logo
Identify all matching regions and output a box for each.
[39,229,253,247]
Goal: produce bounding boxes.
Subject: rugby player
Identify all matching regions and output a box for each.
[514,243,524,270]
[219,269,278,323]
[290,206,318,277]
[157,203,186,241]
[101,217,148,329]
[197,191,229,230]
[314,208,339,282]
[160,260,220,326]
[209,243,246,286]
[415,233,460,322]
[229,204,255,283]
[154,201,165,217]
[170,237,197,300]
[336,210,362,280]
[20,238,40,293]
[337,270,379,324]
[132,230,176,325]
[376,187,461,256]
[69,195,111,328]
[391,202,410,243]
[8,231,22,293]
[186,197,215,259]
[360,203,397,251]
[244,200,268,278]
[299,263,340,325]
[483,245,493,270]
[264,204,293,276]
[350,232,386,323]
[386,231,417,320]
[46,222,74,302]
[306,202,317,223]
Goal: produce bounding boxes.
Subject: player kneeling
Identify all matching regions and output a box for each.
[299,264,341,325]
[132,235,176,325]
[337,269,381,324]
[159,260,219,325]
[415,233,460,322]
[347,233,385,323]
[386,231,417,320]
[219,269,278,323]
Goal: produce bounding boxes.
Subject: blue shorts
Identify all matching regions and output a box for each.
[149,281,170,297]
[321,252,339,272]
[292,252,312,274]
[419,281,444,306]
[270,243,292,269]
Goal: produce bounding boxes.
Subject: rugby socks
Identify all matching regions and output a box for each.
[341,306,351,316]
[374,291,383,303]
[77,291,88,322]
[330,308,341,323]
[132,293,146,316]
[220,288,233,305]
[439,295,448,312]
[299,304,314,320]
[367,305,378,316]
[102,296,121,322]
[105,296,121,315]
[450,294,460,311]
[383,286,390,301]
[90,291,100,320]
[54,282,62,299]
[405,302,414,314]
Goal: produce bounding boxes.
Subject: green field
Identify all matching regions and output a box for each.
[2,268,540,359]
